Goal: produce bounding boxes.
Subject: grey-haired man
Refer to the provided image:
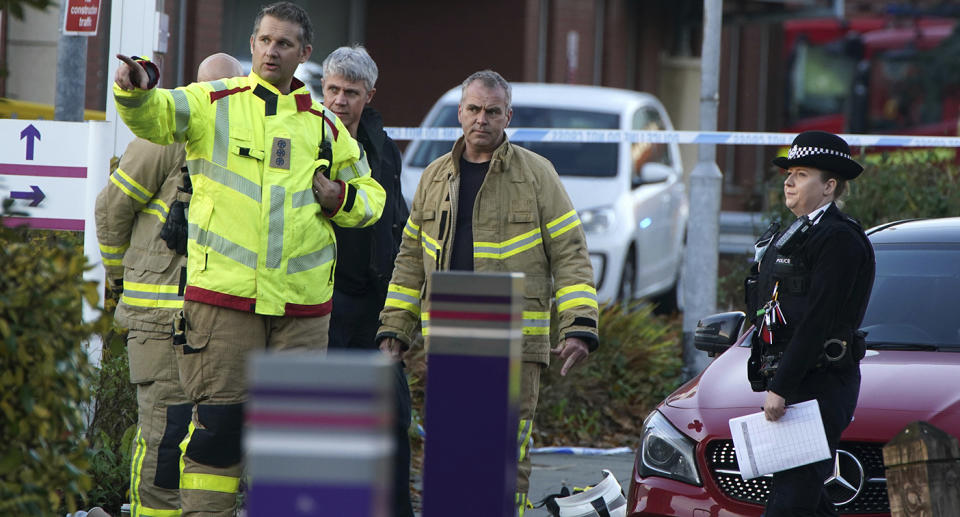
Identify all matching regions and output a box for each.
[322,45,413,517]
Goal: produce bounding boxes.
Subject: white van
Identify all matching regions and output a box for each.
[401,83,688,308]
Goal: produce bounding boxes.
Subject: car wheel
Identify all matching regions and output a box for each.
[652,280,679,315]
[653,246,684,315]
[618,249,636,304]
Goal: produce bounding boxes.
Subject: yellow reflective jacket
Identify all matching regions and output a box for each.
[95,138,186,333]
[114,73,385,316]
[378,136,599,364]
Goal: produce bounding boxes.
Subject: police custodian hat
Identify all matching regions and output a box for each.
[772,130,864,180]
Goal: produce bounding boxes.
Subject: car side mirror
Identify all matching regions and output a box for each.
[633,162,672,189]
[694,311,746,357]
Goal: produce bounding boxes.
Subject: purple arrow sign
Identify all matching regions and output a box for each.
[10,185,45,207]
[20,124,41,160]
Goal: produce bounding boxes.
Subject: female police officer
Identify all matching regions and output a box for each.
[747,131,876,516]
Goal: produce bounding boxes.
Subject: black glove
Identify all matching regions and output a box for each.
[159,200,189,255]
[130,56,160,89]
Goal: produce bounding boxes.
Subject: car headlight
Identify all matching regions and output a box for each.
[637,410,701,486]
[579,206,615,235]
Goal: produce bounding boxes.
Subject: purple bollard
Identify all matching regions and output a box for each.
[245,351,394,516]
[422,272,523,517]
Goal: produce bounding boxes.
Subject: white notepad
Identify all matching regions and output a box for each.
[728,399,832,480]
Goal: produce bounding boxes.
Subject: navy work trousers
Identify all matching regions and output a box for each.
[764,367,861,517]
[329,288,415,517]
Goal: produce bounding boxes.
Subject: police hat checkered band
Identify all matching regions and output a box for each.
[787,145,852,161]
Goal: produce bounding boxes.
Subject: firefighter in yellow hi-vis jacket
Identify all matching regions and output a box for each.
[96,53,243,517]
[112,3,385,515]
[377,70,599,516]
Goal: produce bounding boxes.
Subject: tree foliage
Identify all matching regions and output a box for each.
[0,0,55,20]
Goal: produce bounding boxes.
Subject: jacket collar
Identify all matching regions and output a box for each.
[450,134,512,175]
[248,71,310,97]
[248,72,314,116]
[822,201,842,221]
[358,107,386,159]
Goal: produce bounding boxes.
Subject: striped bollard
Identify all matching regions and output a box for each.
[245,350,394,516]
[423,271,523,517]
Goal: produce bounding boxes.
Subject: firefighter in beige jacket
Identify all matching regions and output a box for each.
[95,54,243,516]
[377,70,599,514]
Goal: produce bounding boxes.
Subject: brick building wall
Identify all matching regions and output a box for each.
[83,0,191,111]
[184,0,223,83]
[601,0,631,88]
[365,0,527,129]
[84,0,110,111]
[546,0,598,85]
[364,0,676,130]
[716,21,785,211]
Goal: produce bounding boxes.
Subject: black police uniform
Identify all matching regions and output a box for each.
[749,202,875,516]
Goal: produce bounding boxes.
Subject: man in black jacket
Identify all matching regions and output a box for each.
[747,131,875,516]
[322,45,413,517]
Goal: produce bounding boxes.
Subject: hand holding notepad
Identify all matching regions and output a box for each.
[728,399,832,480]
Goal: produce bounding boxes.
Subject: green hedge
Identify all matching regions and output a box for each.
[842,151,960,228]
[534,303,682,448]
[0,209,107,515]
[84,340,137,515]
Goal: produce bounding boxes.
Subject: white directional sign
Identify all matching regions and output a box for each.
[0,118,113,366]
[1,122,92,229]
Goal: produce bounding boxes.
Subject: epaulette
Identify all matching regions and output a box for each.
[842,215,863,229]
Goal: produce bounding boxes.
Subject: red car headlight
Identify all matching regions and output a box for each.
[637,410,702,486]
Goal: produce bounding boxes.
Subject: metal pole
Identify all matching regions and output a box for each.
[176,0,186,86]
[348,0,366,44]
[681,0,723,379]
[54,3,88,121]
[592,0,605,86]
[537,0,549,83]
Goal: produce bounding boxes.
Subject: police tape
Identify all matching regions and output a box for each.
[384,127,960,147]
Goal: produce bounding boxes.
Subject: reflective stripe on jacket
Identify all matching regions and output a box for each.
[114,73,385,317]
[378,136,598,363]
[95,138,186,333]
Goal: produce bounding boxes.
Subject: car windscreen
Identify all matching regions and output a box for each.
[860,243,960,348]
[408,105,620,177]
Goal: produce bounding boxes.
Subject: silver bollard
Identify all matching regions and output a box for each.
[422,271,523,517]
[245,350,395,516]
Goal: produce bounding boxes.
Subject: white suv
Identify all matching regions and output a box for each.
[400,83,688,308]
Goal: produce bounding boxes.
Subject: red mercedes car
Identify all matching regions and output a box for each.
[627,217,960,516]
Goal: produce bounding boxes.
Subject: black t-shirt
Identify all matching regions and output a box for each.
[449,157,489,271]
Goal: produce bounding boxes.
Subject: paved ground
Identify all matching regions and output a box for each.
[412,451,636,516]
[525,452,635,515]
